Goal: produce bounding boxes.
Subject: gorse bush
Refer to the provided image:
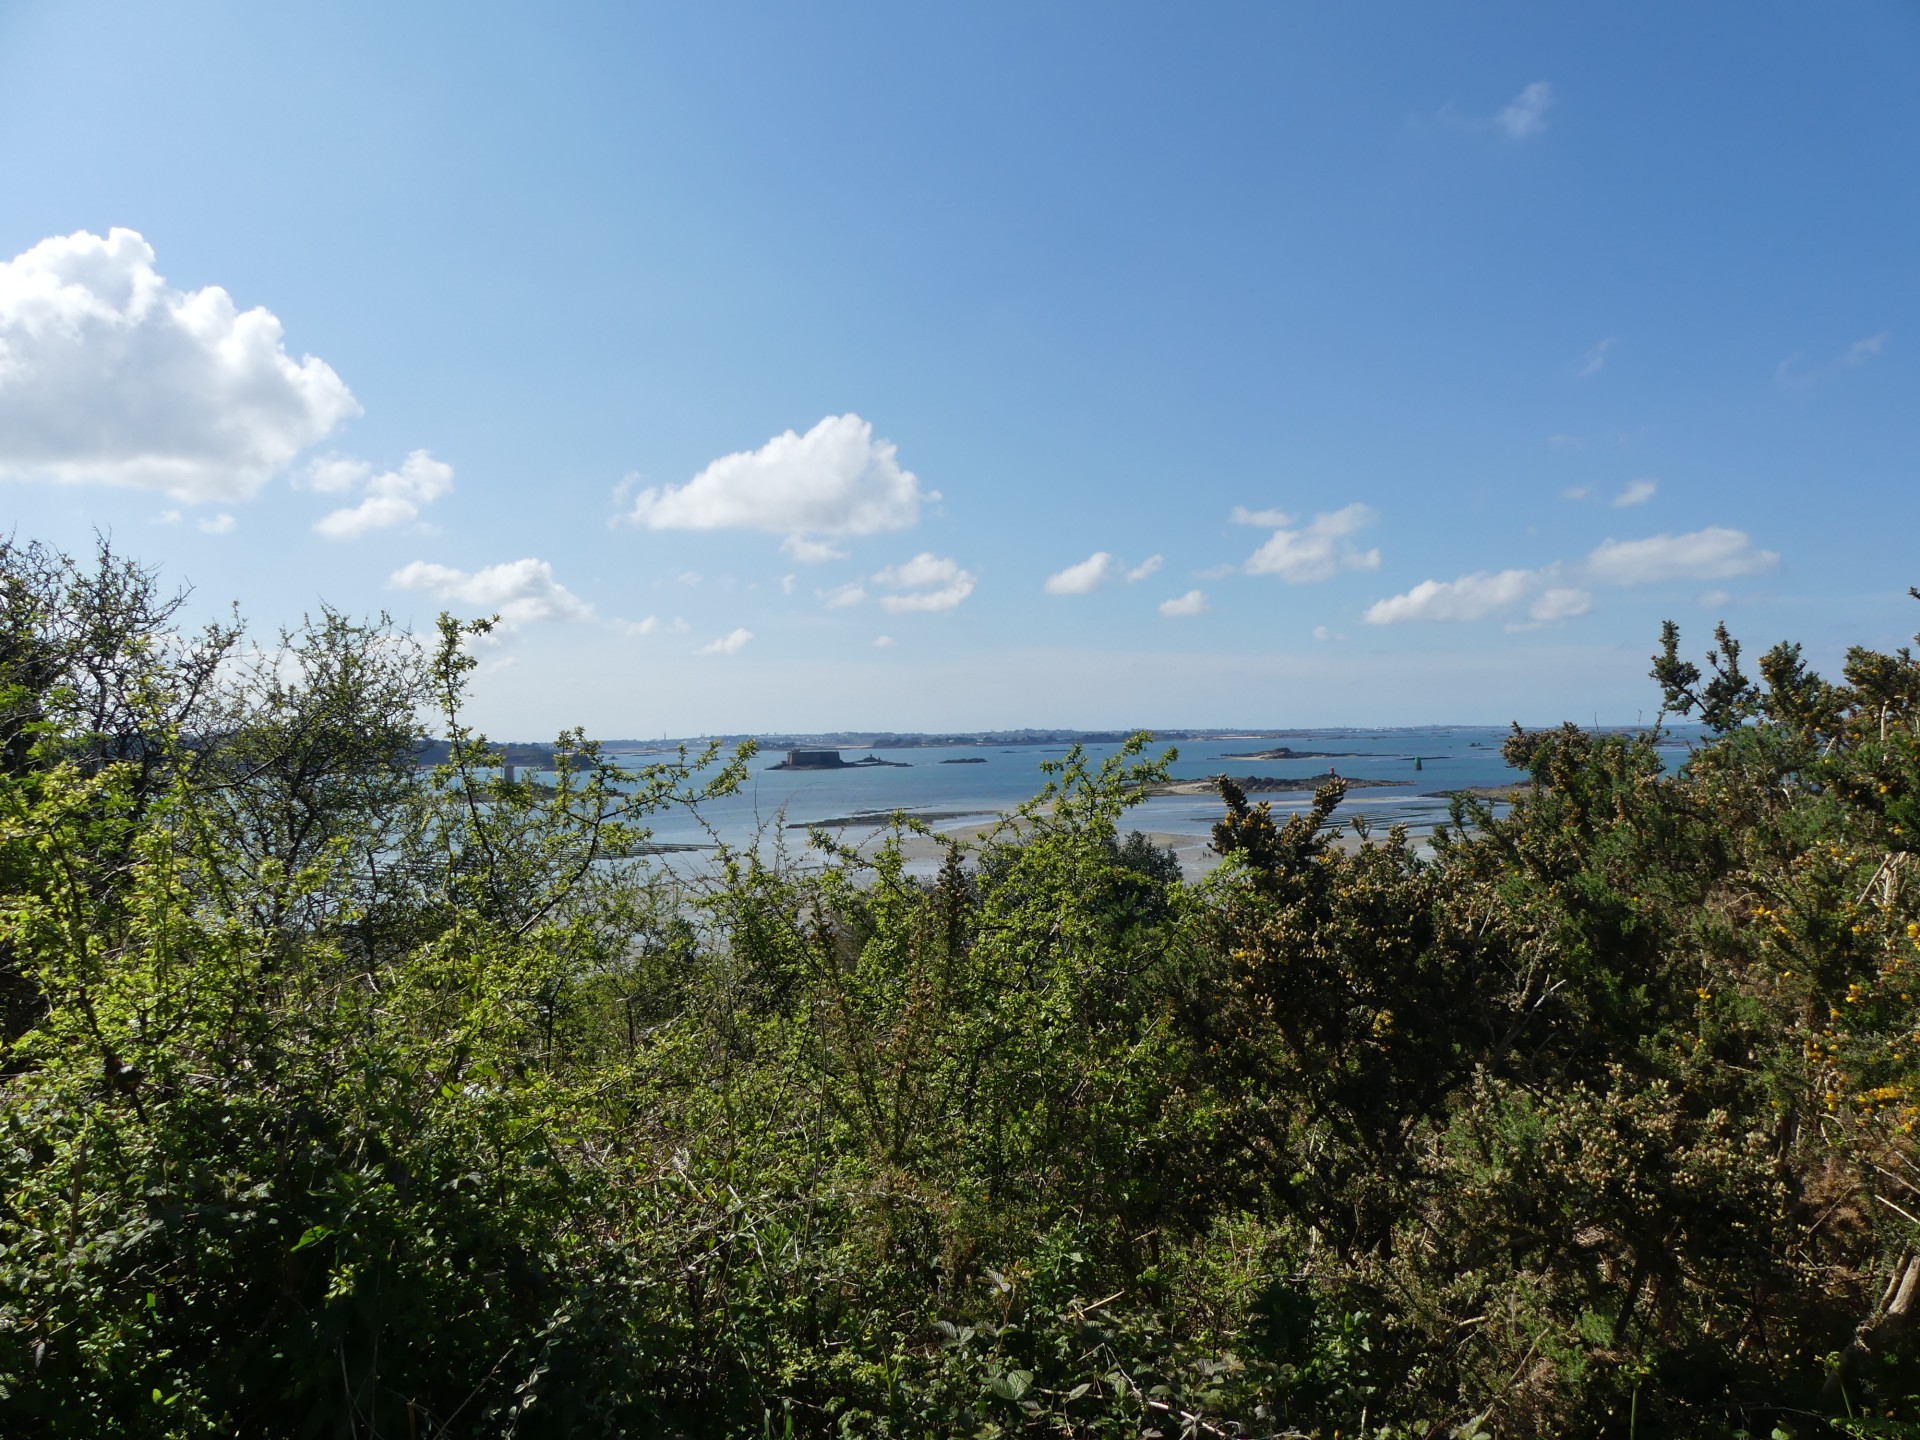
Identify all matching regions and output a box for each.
[0,537,1917,1437]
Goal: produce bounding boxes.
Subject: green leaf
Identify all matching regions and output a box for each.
[988,1370,1031,1402]
[290,1224,335,1253]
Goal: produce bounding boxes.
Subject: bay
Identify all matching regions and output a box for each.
[507,726,1698,855]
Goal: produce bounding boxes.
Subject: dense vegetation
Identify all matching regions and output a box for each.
[2,537,1918,1437]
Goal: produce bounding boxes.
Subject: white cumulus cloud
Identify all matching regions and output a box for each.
[1044,551,1113,595]
[198,512,236,536]
[624,414,934,553]
[1364,569,1537,625]
[313,450,454,539]
[1585,527,1778,585]
[1159,589,1208,618]
[1610,478,1657,508]
[872,553,976,613]
[698,628,754,656]
[1126,554,1163,583]
[389,558,593,630]
[300,454,371,494]
[1528,586,1593,622]
[821,581,866,609]
[0,228,358,502]
[1241,503,1380,582]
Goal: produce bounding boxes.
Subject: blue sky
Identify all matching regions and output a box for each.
[2,2,1915,735]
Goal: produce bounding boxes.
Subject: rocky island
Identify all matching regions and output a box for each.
[1146,771,1410,796]
[767,748,910,771]
[1219,745,1366,760]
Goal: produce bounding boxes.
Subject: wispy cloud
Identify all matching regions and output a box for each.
[698,628,754,656]
[1125,554,1163,583]
[1776,332,1889,389]
[1526,587,1593,624]
[616,614,688,636]
[1843,333,1888,366]
[1576,337,1616,378]
[1585,527,1777,585]
[1365,525,1776,626]
[872,634,895,649]
[1567,478,1659,509]
[1230,506,1290,528]
[782,535,849,564]
[197,513,236,536]
[1496,81,1554,139]
[821,581,866,609]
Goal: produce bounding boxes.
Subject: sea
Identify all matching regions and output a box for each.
[515,726,1700,863]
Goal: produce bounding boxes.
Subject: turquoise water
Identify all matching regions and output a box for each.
[561,727,1697,852]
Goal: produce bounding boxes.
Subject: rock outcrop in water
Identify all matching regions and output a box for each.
[768,748,909,771]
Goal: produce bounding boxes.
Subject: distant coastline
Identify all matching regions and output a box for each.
[471,725,1686,760]
[591,726,1614,756]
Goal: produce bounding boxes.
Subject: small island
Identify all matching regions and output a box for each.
[939,756,987,764]
[768,748,909,771]
[1147,771,1410,796]
[1219,745,1365,760]
[785,807,987,829]
[1422,783,1528,802]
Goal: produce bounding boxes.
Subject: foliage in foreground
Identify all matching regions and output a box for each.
[1,537,1918,1437]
